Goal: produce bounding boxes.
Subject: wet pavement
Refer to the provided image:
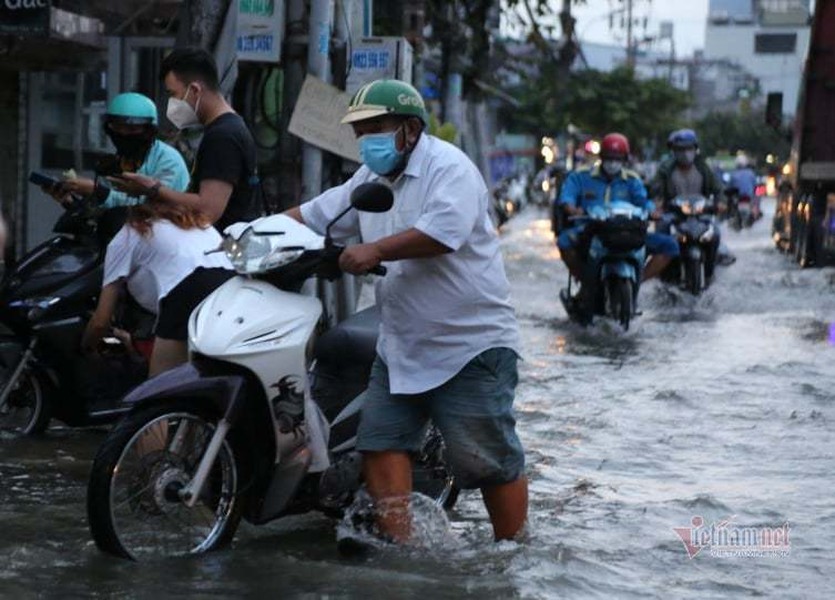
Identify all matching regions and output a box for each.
[1,197,833,598]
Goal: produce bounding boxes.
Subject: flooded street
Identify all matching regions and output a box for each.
[1,197,833,598]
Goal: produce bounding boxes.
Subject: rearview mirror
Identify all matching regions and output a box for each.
[350,182,394,213]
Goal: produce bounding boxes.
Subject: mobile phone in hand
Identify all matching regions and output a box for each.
[29,171,62,189]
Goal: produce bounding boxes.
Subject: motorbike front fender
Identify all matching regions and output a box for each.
[122,362,246,418]
[0,336,24,368]
[686,245,703,262]
[600,261,638,282]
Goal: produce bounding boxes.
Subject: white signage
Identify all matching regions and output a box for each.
[237,0,283,63]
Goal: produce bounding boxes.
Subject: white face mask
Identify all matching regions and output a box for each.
[166,87,201,130]
[602,160,623,176]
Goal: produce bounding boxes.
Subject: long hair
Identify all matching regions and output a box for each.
[126,198,209,236]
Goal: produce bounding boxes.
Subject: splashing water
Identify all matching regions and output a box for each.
[337,488,456,551]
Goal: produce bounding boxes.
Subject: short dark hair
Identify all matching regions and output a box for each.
[160,47,219,91]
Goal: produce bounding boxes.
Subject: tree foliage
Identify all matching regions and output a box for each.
[695,110,791,162]
[501,66,690,156]
[423,0,585,101]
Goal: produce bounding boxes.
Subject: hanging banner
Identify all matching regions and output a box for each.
[237,0,283,63]
[0,0,51,36]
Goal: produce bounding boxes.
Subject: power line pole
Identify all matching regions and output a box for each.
[626,0,634,69]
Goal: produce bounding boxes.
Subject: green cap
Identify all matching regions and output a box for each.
[105,92,158,126]
[342,79,428,125]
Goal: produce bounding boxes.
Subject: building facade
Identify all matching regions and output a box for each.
[704,0,811,116]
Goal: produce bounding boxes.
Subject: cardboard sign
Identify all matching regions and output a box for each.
[288,75,360,162]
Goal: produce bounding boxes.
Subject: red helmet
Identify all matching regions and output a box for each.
[601,133,630,159]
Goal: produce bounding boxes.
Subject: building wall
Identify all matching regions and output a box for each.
[704,22,810,115]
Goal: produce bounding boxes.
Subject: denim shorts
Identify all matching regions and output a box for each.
[356,347,525,489]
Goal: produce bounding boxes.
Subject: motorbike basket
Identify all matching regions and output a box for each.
[589,216,647,252]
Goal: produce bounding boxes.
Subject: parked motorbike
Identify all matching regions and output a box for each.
[724,186,755,231]
[660,195,718,296]
[0,190,150,435]
[87,183,458,560]
[559,201,648,331]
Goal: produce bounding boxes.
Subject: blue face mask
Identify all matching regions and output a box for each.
[359,129,405,175]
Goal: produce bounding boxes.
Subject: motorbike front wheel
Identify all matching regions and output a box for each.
[87,400,243,560]
[0,368,51,435]
[606,277,634,331]
[684,259,704,296]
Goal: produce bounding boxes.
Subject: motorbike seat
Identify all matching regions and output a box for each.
[313,304,380,367]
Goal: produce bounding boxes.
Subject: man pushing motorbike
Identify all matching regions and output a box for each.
[555,133,679,310]
[285,79,528,547]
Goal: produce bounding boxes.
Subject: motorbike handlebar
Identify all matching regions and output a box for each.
[368,264,387,276]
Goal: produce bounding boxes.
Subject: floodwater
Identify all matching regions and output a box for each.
[1,198,833,598]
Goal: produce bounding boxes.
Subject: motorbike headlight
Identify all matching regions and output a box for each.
[9,296,61,321]
[224,229,304,274]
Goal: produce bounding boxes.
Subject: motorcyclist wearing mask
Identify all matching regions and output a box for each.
[46,93,189,207]
[729,153,761,220]
[285,79,528,548]
[112,47,260,231]
[651,129,731,279]
[556,133,679,291]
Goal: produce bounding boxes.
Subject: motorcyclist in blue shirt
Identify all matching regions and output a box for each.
[729,154,761,220]
[47,92,189,206]
[556,133,679,297]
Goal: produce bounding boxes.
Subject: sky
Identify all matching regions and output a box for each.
[504,0,710,58]
[572,0,709,57]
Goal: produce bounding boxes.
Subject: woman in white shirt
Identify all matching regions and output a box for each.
[82,197,234,376]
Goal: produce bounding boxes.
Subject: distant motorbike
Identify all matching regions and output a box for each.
[661,195,718,295]
[559,201,648,330]
[724,186,755,231]
[491,179,516,227]
[0,191,150,435]
[87,183,458,560]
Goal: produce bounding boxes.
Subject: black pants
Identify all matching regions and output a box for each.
[155,268,235,340]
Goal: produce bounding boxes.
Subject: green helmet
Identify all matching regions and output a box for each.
[342,79,428,125]
[105,92,158,126]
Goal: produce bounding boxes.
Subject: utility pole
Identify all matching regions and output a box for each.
[302,0,333,201]
[626,0,634,69]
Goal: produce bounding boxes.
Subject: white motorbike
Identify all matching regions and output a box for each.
[86,183,458,560]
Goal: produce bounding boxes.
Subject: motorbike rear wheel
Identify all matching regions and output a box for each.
[0,368,51,435]
[412,426,459,510]
[87,400,243,560]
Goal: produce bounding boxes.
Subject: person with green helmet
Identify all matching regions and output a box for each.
[286,78,528,549]
[46,92,190,207]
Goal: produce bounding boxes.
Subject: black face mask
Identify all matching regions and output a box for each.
[108,132,153,161]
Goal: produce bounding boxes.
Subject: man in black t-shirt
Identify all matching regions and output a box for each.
[113,47,260,230]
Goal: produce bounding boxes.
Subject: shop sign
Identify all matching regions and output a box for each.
[0,0,50,36]
[237,0,282,63]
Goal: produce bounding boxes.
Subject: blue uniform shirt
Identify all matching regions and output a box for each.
[102,139,190,208]
[558,164,655,213]
[729,167,757,197]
